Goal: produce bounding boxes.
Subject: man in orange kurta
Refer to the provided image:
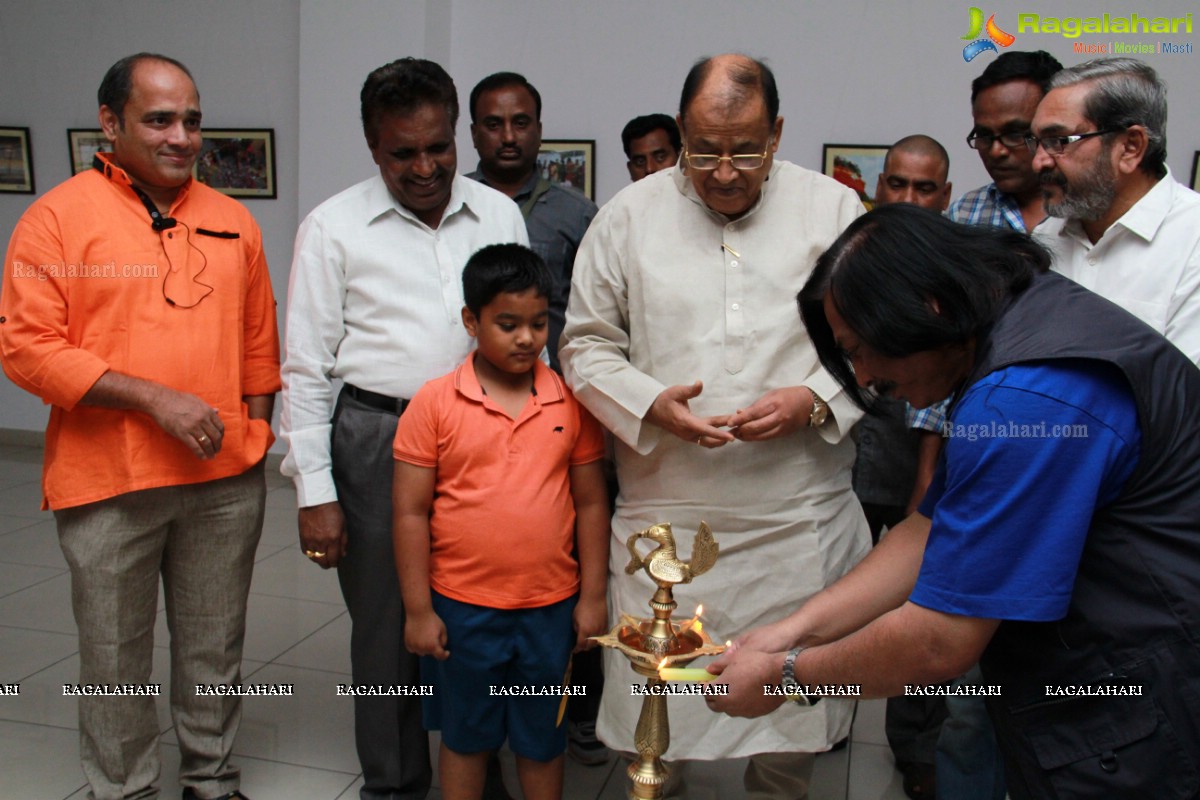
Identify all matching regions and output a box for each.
[0,53,279,800]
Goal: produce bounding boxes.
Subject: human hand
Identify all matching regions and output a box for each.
[705,648,787,718]
[148,386,225,459]
[405,610,450,660]
[645,381,735,447]
[712,621,798,667]
[727,387,811,442]
[298,501,348,568]
[572,595,608,652]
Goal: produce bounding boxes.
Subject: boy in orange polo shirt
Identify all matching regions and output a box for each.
[393,243,609,800]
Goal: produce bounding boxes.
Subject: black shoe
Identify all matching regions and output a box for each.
[181,790,250,800]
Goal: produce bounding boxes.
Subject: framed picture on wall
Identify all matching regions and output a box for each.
[193,128,277,198]
[537,139,595,201]
[1191,151,1200,193]
[68,129,108,175]
[822,143,890,210]
[0,126,35,193]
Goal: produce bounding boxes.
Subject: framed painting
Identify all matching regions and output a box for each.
[193,128,276,198]
[822,143,890,209]
[0,126,34,193]
[537,139,595,200]
[68,129,108,175]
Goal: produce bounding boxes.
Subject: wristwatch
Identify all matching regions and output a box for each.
[807,390,829,428]
[781,647,820,706]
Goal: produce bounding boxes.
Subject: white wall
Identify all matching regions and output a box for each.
[3,0,1199,438]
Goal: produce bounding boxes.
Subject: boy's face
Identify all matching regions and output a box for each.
[462,288,549,375]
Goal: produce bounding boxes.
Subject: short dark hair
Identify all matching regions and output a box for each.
[98,53,195,123]
[679,55,779,126]
[1048,57,1168,179]
[361,58,458,146]
[463,243,553,318]
[970,50,1063,103]
[469,71,542,124]
[798,205,1048,411]
[885,134,951,182]
[621,114,682,158]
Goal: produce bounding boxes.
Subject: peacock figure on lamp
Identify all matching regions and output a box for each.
[592,522,726,799]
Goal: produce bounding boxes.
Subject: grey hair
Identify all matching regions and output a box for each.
[1048,57,1167,178]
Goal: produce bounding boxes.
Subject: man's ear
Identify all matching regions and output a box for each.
[1114,125,1149,176]
[99,105,121,143]
[461,306,479,338]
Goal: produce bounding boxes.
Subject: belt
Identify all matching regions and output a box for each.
[343,384,409,415]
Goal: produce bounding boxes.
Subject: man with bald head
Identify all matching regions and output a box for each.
[876,135,952,211]
[561,54,869,798]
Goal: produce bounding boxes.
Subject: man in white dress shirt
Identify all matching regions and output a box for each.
[1031,57,1200,363]
[279,58,527,800]
[560,53,870,799]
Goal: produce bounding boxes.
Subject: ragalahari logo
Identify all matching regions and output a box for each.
[962,7,1016,61]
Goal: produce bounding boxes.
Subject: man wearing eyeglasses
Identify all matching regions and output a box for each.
[1031,57,1200,365]
[561,53,869,798]
[949,50,1063,232]
[0,54,279,800]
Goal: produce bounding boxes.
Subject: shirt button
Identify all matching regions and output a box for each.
[730,261,739,268]
[1088,257,1098,265]
[731,303,740,311]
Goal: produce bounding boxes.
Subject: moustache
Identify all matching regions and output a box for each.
[1039,170,1067,188]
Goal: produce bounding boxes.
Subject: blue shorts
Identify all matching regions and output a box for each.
[422,591,576,762]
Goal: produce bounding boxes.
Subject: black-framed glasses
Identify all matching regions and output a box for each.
[965,131,1028,151]
[1023,129,1121,156]
[682,140,773,171]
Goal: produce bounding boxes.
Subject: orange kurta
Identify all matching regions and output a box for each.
[0,155,280,509]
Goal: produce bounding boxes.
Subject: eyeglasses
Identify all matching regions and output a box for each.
[1023,129,1121,156]
[965,131,1028,150]
[682,140,773,171]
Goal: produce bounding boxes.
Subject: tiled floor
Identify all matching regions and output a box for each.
[0,442,909,799]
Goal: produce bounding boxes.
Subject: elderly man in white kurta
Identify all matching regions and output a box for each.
[560,54,870,798]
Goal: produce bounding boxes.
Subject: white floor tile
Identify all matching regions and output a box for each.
[0,572,77,634]
[334,776,365,799]
[847,742,908,800]
[0,625,78,682]
[0,517,69,569]
[154,591,345,665]
[251,547,346,605]
[0,719,88,798]
[221,663,361,774]
[852,698,890,746]
[0,560,66,598]
[0,481,51,519]
[273,612,352,676]
[0,511,42,536]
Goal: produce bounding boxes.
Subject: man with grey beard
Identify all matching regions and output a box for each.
[1030,57,1200,363]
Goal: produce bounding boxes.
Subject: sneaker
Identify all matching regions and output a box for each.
[568,720,611,765]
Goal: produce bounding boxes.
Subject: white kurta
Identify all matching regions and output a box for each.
[560,162,872,759]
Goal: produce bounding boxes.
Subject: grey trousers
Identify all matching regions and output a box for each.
[55,462,265,800]
[331,391,432,800]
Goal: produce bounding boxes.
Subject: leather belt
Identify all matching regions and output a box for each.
[343,384,408,415]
